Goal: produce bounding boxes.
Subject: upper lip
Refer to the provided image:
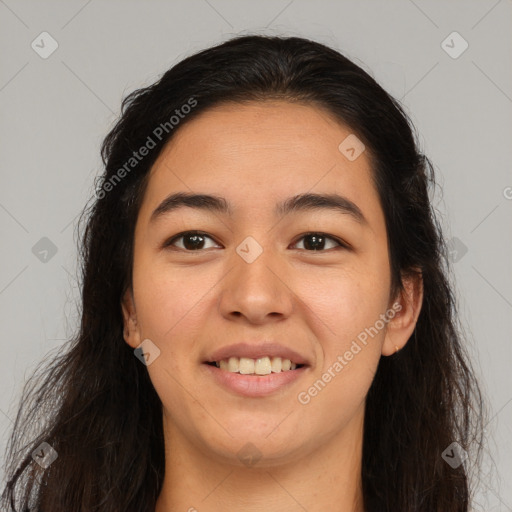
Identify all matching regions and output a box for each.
[204,342,310,366]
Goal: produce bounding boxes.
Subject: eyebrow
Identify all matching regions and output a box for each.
[150,191,368,226]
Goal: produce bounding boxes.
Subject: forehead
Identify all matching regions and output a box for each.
[139,100,381,225]
[155,100,360,166]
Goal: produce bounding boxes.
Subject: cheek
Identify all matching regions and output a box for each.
[301,263,389,415]
[132,257,217,344]
[131,262,214,419]
[296,265,390,348]
[295,269,386,425]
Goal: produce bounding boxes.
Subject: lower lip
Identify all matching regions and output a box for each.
[201,363,308,397]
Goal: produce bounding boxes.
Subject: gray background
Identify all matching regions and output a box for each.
[1,0,511,509]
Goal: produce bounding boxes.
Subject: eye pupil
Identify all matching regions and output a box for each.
[303,234,325,251]
[183,234,205,250]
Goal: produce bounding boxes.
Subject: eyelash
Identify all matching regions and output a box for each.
[163,230,349,252]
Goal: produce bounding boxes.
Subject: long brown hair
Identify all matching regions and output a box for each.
[1,34,485,511]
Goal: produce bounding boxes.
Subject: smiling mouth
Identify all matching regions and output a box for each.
[204,356,306,376]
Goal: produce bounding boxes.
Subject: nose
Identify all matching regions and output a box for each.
[217,244,294,325]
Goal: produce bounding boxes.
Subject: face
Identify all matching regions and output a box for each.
[122,100,420,467]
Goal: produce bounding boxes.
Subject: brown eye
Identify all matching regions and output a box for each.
[292,233,346,251]
[165,231,220,251]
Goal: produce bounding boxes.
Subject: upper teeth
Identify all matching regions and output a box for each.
[215,356,298,375]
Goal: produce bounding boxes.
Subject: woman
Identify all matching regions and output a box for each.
[1,34,485,511]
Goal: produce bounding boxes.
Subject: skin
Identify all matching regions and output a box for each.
[121,100,423,512]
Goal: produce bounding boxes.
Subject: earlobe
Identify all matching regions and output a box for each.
[382,271,423,356]
[121,288,140,349]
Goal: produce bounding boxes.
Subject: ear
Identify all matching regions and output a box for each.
[381,271,423,356]
[121,288,142,349]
